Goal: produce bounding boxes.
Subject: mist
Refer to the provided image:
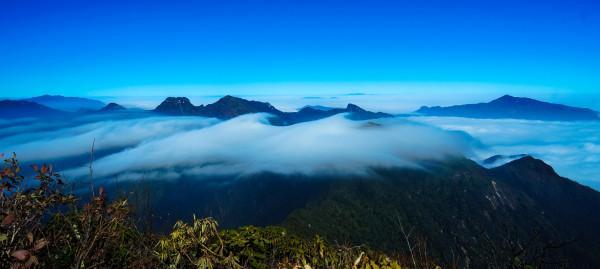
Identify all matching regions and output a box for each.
[0,113,476,181]
[3,107,599,190]
[0,115,218,162]
[411,116,600,189]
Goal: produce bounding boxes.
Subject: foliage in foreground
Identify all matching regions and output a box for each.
[1,154,418,269]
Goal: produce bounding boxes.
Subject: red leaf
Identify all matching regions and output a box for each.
[11,250,30,261]
[1,213,15,227]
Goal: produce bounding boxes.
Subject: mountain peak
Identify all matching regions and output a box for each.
[416,95,599,121]
[300,105,337,112]
[202,95,281,119]
[153,95,390,124]
[220,95,237,100]
[489,95,534,105]
[494,94,515,101]
[346,103,365,112]
[482,154,528,166]
[100,102,126,112]
[163,97,192,104]
[494,155,559,178]
[154,97,199,115]
[214,95,247,105]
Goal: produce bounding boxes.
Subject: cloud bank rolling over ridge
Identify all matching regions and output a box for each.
[62,114,475,179]
[0,113,476,181]
[1,108,599,190]
[0,115,218,163]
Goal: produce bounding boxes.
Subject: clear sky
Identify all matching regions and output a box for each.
[1,0,599,98]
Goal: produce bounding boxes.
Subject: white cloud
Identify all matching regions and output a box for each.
[410,116,600,186]
[0,116,218,162]
[3,108,599,190]
[60,114,474,180]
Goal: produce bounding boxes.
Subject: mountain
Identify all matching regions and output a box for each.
[112,156,600,268]
[154,95,392,124]
[416,95,600,121]
[482,154,528,167]
[153,96,282,118]
[98,102,126,112]
[282,157,600,267]
[344,103,393,120]
[24,94,105,112]
[489,157,600,265]
[199,95,283,119]
[299,105,337,111]
[154,97,201,115]
[0,99,69,119]
[282,104,392,124]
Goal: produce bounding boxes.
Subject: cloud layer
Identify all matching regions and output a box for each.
[3,110,599,190]
[0,115,218,162]
[64,114,476,179]
[411,116,600,188]
[0,113,475,181]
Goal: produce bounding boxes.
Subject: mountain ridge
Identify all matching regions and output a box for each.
[23,94,105,112]
[416,95,600,121]
[0,99,69,119]
[108,155,600,268]
[153,95,393,124]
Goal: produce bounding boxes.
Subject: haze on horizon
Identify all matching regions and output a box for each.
[1,0,599,104]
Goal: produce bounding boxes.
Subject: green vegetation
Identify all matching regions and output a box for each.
[1,154,420,269]
[282,161,573,268]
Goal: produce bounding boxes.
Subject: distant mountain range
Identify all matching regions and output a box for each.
[23,94,105,112]
[3,94,599,122]
[1,94,390,123]
[113,155,600,268]
[416,95,600,121]
[0,100,68,119]
[153,95,392,125]
[0,97,126,119]
[300,105,337,111]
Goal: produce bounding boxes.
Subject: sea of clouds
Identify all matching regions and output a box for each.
[1,107,599,190]
[0,113,475,181]
[411,116,600,189]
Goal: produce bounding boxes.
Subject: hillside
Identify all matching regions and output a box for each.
[106,156,600,268]
[282,157,600,267]
[0,155,412,269]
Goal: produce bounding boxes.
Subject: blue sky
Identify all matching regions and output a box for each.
[1,0,599,98]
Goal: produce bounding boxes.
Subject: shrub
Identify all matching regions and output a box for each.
[1,154,417,269]
[1,154,75,268]
[157,216,406,269]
